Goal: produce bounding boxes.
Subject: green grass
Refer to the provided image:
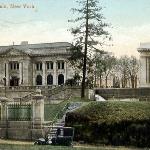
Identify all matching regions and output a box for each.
[44,97,90,121]
[44,100,68,121]
[70,101,150,124]
[68,97,91,102]
[0,144,142,150]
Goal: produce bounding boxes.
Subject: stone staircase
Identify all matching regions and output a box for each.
[48,118,65,138]
[45,102,83,138]
[1,85,83,103]
[42,86,72,101]
[12,85,72,103]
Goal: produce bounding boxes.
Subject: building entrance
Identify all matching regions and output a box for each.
[10,76,19,86]
[58,74,64,85]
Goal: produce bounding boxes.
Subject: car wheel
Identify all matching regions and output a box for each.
[34,141,38,145]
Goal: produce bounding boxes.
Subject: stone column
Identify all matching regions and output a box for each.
[53,61,57,85]
[1,102,7,121]
[19,62,23,85]
[64,61,67,83]
[32,63,35,86]
[42,62,46,86]
[6,63,9,86]
[32,89,44,129]
[140,56,147,87]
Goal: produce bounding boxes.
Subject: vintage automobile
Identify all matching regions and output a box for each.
[34,127,74,146]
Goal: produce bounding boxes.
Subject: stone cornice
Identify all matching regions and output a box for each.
[30,53,71,57]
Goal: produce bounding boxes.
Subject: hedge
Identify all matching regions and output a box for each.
[65,101,150,147]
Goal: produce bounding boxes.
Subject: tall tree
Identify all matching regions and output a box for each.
[69,0,110,98]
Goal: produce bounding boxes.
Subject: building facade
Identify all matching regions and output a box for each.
[0,41,74,87]
[138,42,150,87]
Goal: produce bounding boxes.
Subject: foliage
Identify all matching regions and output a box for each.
[66,101,150,147]
[66,101,150,124]
[65,73,81,86]
[68,44,84,71]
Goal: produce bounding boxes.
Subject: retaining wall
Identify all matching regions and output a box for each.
[95,88,150,100]
[0,121,45,140]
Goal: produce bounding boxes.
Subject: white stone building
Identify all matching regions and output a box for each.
[0,41,74,87]
[138,42,150,87]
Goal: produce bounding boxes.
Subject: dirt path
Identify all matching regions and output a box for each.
[0,139,33,145]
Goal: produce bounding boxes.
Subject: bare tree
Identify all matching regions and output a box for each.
[94,52,116,88]
[117,56,139,88]
[127,56,139,88]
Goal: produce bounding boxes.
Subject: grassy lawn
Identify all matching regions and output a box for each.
[44,100,68,121]
[44,97,90,121]
[0,144,142,150]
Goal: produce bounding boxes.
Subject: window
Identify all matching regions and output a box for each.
[36,75,42,85]
[17,63,19,69]
[58,74,64,85]
[36,63,42,70]
[14,64,16,70]
[47,74,53,85]
[10,62,19,70]
[46,62,53,70]
[58,62,61,69]
[57,61,65,69]
[62,62,64,69]
[10,63,13,70]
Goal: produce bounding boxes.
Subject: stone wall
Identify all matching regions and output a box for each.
[45,87,89,101]
[0,86,89,101]
[0,125,44,140]
[95,88,150,100]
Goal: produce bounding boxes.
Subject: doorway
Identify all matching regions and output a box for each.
[36,75,42,85]
[58,74,64,85]
[10,76,19,86]
[47,74,53,85]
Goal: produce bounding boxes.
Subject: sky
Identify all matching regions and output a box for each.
[0,0,150,57]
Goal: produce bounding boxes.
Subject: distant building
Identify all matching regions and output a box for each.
[138,42,150,87]
[0,41,74,86]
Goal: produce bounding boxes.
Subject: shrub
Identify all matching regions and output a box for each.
[65,101,150,147]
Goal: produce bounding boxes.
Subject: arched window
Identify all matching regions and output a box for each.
[47,74,53,85]
[36,75,42,85]
[58,74,64,85]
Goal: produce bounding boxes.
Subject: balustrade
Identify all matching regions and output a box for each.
[0,85,56,91]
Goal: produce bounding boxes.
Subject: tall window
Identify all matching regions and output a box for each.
[36,63,42,70]
[57,61,65,69]
[36,75,42,85]
[9,62,19,70]
[47,74,53,85]
[58,74,64,85]
[47,62,53,70]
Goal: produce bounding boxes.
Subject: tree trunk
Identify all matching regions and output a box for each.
[105,75,108,88]
[81,0,89,98]
[99,74,102,87]
[94,71,97,87]
[131,75,135,88]
[135,75,137,88]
